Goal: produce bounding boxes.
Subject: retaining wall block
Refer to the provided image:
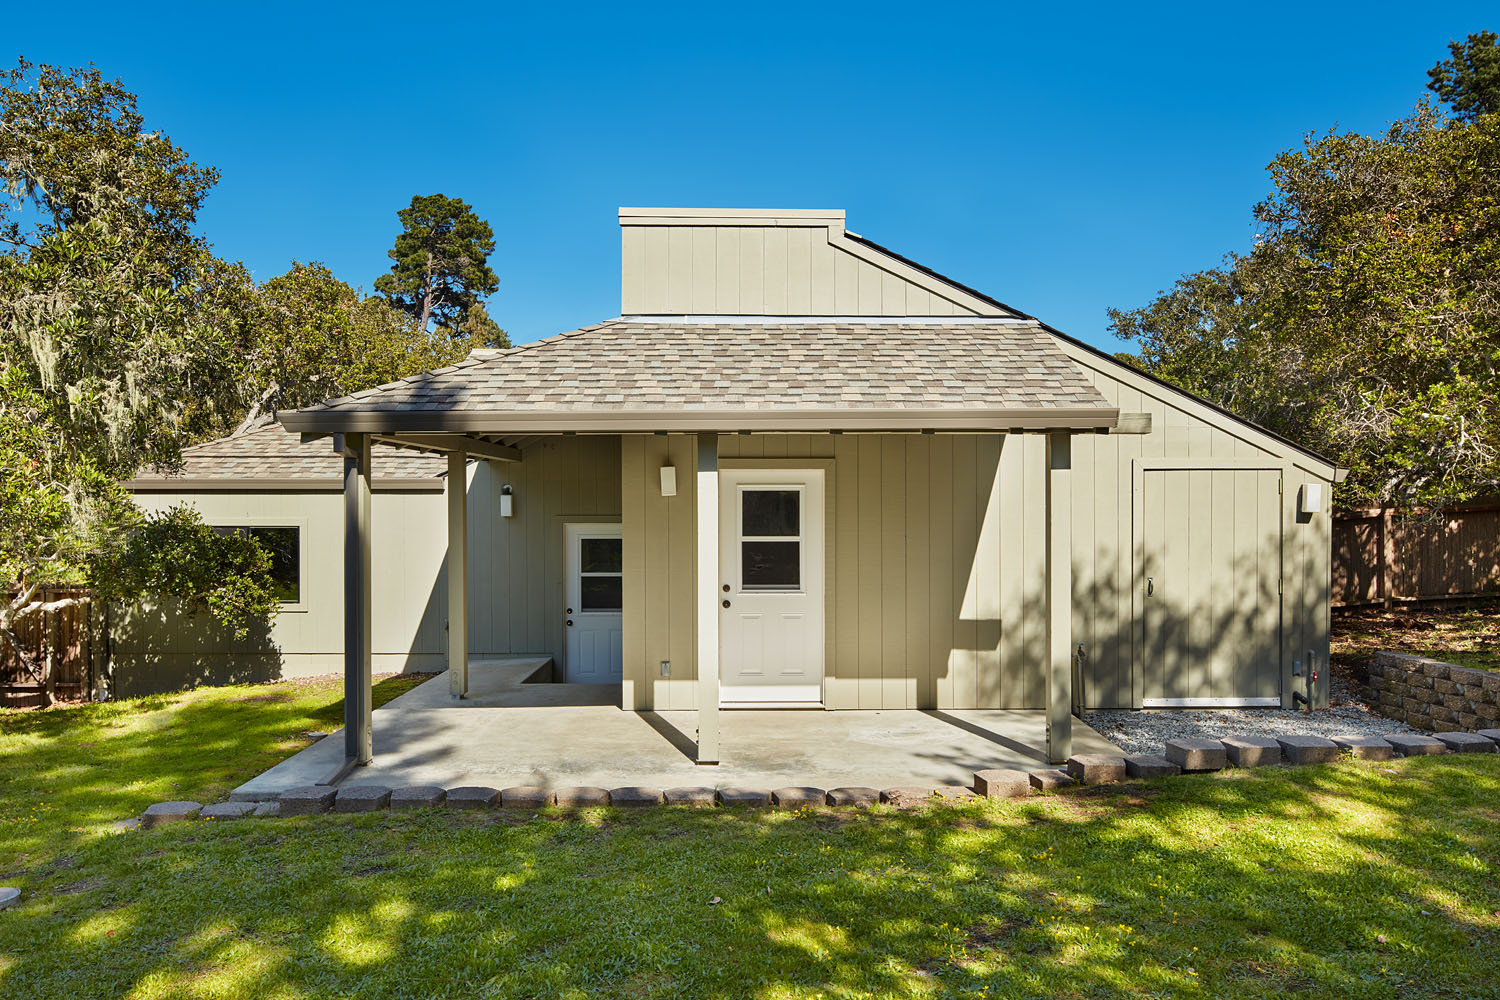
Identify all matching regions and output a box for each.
[1385,733,1448,756]
[1220,736,1284,768]
[609,786,665,807]
[1124,754,1182,779]
[389,786,446,810]
[1276,735,1341,765]
[972,768,1032,798]
[334,786,392,813]
[1333,736,1394,760]
[443,786,501,809]
[1435,732,1496,753]
[826,786,880,807]
[1066,754,1128,785]
[1164,738,1228,772]
[278,787,337,817]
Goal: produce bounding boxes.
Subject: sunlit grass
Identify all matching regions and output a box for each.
[0,680,1497,998]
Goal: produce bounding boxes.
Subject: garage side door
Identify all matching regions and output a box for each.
[1141,467,1283,706]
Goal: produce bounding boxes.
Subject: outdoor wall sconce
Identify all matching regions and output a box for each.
[500,484,514,517]
[659,465,677,497]
[1299,482,1323,516]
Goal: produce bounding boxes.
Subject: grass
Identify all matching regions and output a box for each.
[1333,599,1500,677]
[0,680,1498,998]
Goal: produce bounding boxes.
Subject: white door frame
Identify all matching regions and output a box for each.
[718,468,826,704]
[563,522,623,683]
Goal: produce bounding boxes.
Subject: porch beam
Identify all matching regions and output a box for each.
[695,433,720,764]
[343,432,373,766]
[375,433,521,463]
[1045,430,1073,763]
[447,451,469,698]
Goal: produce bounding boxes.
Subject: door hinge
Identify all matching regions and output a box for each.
[1278,478,1283,494]
[1278,578,1283,595]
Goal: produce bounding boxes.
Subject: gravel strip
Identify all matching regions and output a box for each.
[1084,677,1416,756]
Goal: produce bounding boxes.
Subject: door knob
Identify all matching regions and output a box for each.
[722,599,731,608]
[722,584,730,593]
[566,619,573,627]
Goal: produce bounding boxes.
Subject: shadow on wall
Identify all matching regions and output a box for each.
[108,597,282,699]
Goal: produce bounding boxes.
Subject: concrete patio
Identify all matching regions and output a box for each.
[231,658,1123,800]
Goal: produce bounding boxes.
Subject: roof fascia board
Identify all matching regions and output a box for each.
[373,433,521,463]
[281,407,1120,435]
[122,477,444,492]
[619,207,844,225]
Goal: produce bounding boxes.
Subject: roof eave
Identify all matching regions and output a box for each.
[278,407,1120,435]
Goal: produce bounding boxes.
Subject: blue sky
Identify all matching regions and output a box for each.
[11,2,1495,349]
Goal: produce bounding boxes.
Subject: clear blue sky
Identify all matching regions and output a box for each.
[12,2,1495,349]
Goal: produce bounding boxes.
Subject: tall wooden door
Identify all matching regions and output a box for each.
[1141,466,1283,706]
[719,469,825,704]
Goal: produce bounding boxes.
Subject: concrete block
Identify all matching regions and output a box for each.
[200,801,256,820]
[1476,729,1500,746]
[499,786,555,809]
[0,887,17,911]
[1066,754,1128,784]
[279,786,337,816]
[1435,731,1496,753]
[932,785,978,802]
[252,801,281,818]
[553,786,609,807]
[973,768,1031,798]
[663,787,717,806]
[1028,768,1076,791]
[141,800,203,828]
[716,787,771,807]
[771,786,825,808]
[825,786,880,807]
[389,786,446,810]
[609,786,664,807]
[444,786,501,809]
[1221,736,1283,768]
[1333,736,1394,760]
[1385,733,1447,756]
[879,786,933,807]
[1276,735,1340,765]
[1164,738,1227,772]
[1124,754,1181,779]
[335,786,392,813]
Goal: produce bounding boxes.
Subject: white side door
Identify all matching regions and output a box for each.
[719,469,825,704]
[564,523,623,683]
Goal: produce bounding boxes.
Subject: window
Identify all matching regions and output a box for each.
[741,488,801,590]
[214,526,300,603]
[578,536,623,612]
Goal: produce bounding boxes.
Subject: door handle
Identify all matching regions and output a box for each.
[1146,577,1154,597]
[566,619,573,627]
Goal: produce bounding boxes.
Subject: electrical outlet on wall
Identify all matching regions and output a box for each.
[660,660,671,677]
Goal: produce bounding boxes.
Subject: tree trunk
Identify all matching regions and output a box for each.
[418,250,435,334]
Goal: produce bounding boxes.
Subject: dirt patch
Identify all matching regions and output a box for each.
[1333,599,1500,679]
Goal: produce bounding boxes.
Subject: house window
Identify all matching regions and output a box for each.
[740,488,801,590]
[578,536,623,612]
[214,526,300,603]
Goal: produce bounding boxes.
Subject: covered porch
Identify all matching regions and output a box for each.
[231,658,1123,799]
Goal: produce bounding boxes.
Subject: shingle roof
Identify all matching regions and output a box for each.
[289,319,1112,417]
[127,419,445,483]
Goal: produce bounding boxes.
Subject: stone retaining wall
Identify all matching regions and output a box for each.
[1365,651,1500,732]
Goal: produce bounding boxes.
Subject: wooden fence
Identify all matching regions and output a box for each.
[1333,505,1500,607]
[1,587,95,705]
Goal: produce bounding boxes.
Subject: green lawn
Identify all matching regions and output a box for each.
[2,680,1499,998]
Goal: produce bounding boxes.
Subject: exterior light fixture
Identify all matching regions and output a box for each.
[1299,483,1323,516]
[500,484,514,517]
[659,465,677,497]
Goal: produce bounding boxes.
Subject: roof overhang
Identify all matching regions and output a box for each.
[279,406,1121,435]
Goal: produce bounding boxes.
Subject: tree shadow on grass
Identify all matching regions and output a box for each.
[1,757,1498,999]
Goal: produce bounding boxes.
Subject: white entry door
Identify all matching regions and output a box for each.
[719,469,825,704]
[564,523,623,683]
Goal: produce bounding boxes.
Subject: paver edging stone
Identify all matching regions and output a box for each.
[553,786,610,807]
[1221,736,1283,768]
[717,787,771,807]
[1333,736,1394,761]
[609,786,664,807]
[500,786,556,809]
[825,786,879,807]
[389,786,446,810]
[1434,731,1496,753]
[1385,733,1448,756]
[141,800,203,828]
[879,786,933,808]
[932,785,978,802]
[444,786,501,809]
[771,787,825,808]
[663,787,716,806]
[1276,735,1340,766]
[1124,754,1182,779]
[1028,768,1076,791]
[973,768,1031,798]
[201,801,257,820]
[1067,754,1128,785]
[1164,739,1228,772]
[335,786,393,813]
[279,786,337,816]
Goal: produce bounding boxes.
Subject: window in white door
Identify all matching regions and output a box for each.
[740,487,802,592]
[578,537,622,611]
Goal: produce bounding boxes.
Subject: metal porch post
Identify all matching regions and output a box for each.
[695,432,720,764]
[448,450,469,699]
[1046,430,1073,763]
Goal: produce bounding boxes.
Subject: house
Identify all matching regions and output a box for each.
[126,207,1344,766]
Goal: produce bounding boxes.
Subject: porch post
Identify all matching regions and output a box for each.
[695,432,720,764]
[343,433,373,765]
[1045,430,1073,763]
[447,450,469,699]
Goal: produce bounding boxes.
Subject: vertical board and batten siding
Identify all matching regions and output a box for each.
[620,432,1057,711]
[621,223,983,317]
[117,487,449,695]
[1062,343,1334,709]
[467,437,622,665]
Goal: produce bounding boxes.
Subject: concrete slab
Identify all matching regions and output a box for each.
[230,660,1122,799]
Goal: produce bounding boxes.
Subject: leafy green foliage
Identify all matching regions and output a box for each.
[1428,30,1500,120]
[1111,104,1500,510]
[375,193,500,334]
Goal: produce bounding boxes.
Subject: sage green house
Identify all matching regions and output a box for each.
[131,207,1344,765]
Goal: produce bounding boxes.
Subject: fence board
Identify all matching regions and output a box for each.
[1,587,92,697]
[1334,506,1500,606]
